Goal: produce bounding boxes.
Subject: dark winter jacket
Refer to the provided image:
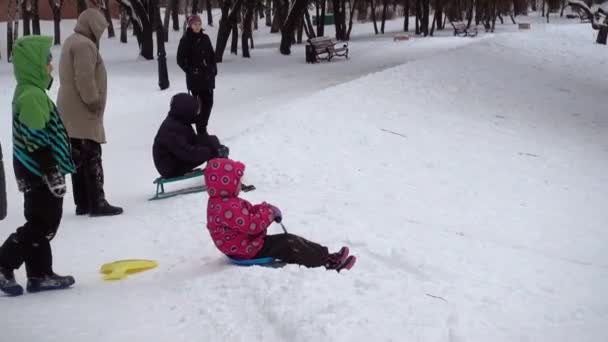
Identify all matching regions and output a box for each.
[177,28,217,91]
[153,93,221,178]
[11,36,75,186]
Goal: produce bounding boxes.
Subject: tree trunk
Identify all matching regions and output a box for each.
[304,10,316,37]
[117,0,153,59]
[76,0,87,14]
[266,0,272,26]
[7,0,16,62]
[296,16,304,43]
[230,18,238,54]
[597,26,608,45]
[371,0,379,34]
[163,0,172,41]
[192,0,199,13]
[215,0,245,62]
[414,0,420,34]
[102,0,115,38]
[270,0,282,32]
[422,0,429,36]
[346,0,358,40]
[152,0,170,90]
[50,0,62,44]
[404,0,409,31]
[32,0,40,34]
[319,0,326,36]
[22,0,32,36]
[242,0,254,57]
[430,6,436,35]
[279,0,309,54]
[381,0,388,34]
[435,0,443,29]
[120,5,128,43]
[172,0,179,30]
[206,0,214,25]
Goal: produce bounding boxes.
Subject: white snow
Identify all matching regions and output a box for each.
[1,12,607,342]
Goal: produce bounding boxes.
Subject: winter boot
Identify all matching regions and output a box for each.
[0,267,24,296]
[72,170,90,215]
[336,255,357,272]
[26,273,75,293]
[90,199,123,217]
[87,153,123,217]
[325,247,350,269]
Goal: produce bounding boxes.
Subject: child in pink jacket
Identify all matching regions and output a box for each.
[205,158,356,271]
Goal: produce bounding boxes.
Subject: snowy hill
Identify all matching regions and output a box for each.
[1,15,607,342]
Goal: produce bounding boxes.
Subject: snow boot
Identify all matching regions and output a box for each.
[336,255,357,272]
[87,154,123,217]
[89,199,123,217]
[0,267,24,296]
[26,273,75,293]
[325,247,350,269]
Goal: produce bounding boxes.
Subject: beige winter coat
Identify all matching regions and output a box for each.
[57,9,108,144]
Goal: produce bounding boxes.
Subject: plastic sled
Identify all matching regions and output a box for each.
[227,256,284,268]
[100,259,159,281]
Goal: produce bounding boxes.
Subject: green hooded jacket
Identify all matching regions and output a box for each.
[12,36,75,179]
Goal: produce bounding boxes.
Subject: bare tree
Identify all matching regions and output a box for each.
[279,0,309,54]
[21,0,32,36]
[49,0,63,44]
[32,0,40,34]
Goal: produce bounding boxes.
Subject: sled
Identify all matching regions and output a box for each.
[149,168,206,200]
[149,168,256,201]
[227,256,285,268]
[100,259,159,281]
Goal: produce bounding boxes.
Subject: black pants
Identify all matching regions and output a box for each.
[191,89,214,135]
[70,139,105,210]
[255,233,329,268]
[0,183,63,277]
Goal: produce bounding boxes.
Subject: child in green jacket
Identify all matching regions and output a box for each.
[0,36,76,296]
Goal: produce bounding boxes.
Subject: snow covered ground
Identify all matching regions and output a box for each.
[1,13,607,342]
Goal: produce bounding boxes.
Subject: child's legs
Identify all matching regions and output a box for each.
[0,184,63,277]
[255,233,329,268]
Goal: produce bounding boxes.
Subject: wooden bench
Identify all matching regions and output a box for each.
[450,21,478,37]
[306,36,349,63]
[393,33,410,42]
[149,168,255,200]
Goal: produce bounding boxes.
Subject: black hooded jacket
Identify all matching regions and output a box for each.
[153,93,220,177]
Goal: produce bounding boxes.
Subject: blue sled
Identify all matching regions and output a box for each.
[227,257,285,268]
[227,256,275,266]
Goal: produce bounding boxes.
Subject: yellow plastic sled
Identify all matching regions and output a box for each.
[100,259,159,281]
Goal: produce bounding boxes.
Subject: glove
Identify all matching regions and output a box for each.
[42,167,66,198]
[216,145,230,158]
[268,204,282,223]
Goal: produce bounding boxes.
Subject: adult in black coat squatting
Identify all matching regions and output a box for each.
[177,14,217,137]
[153,93,229,179]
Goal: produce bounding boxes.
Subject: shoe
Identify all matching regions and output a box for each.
[26,273,75,293]
[75,206,89,216]
[336,255,356,272]
[326,246,350,269]
[90,200,123,217]
[0,267,24,296]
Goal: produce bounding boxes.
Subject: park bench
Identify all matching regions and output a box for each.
[306,36,349,63]
[450,21,478,37]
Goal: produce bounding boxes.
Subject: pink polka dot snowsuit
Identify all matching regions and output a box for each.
[204,158,275,259]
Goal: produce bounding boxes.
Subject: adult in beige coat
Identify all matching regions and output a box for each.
[57,8,122,217]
